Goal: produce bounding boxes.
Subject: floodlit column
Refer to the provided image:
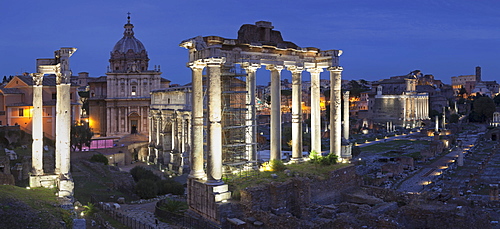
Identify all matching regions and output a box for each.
[55,72,72,175]
[328,66,343,158]
[31,73,44,175]
[243,63,260,162]
[308,67,323,154]
[267,65,283,161]
[343,91,350,141]
[188,61,206,179]
[442,107,446,130]
[435,116,439,132]
[289,66,303,161]
[206,58,225,184]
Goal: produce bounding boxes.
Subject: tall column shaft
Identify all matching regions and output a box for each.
[188,62,206,179]
[31,73,44,175]
[343,91,350,141]
[289,66,303,161]
[206,58,224,183]
[308,68,323,154]
[329,67,343,158]
[267,65,283,161]
[56,80,71,175]
[243,63,259,162]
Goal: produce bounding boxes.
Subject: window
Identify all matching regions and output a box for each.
[131,86,137,96]
[18,108,24,117]
[52,93,56,100]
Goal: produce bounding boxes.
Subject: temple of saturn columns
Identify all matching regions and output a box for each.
[180,21,350,223]
[29,47,76,197]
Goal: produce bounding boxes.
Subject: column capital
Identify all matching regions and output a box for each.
[327,66,343,72]
[242,63,261,73]
[55,73,70,85]
[266,64,284,72]
[287,66,304,74]
[307,67,323,74]
[343,90,350,97]
[204,57,226,66]
[188,60,206,71]
[31,73,44,86]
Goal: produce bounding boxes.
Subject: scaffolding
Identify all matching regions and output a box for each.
[220,66,256,175]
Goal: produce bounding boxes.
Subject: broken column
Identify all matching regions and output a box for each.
[31,73,44,176]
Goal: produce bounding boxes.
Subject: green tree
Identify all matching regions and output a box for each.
[470,96,495,122]
[70,122,94,151]
[90,153,108,165]
[493,95,500,106]
[135,179,158,199]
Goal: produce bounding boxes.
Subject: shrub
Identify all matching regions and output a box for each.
[270,159,286,172]
[90,154,108,165]
[135,179,158,199]
[158,199,187,213]
[157,179,185,195]
[309,151,338,166]
[130,166,160,182]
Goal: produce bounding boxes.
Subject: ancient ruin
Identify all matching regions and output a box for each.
[180,21,347,224]
[29,47,77,197]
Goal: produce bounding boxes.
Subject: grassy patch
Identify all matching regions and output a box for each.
[226,162,351,199]
[0,185,72,228]
[362,140,429,154]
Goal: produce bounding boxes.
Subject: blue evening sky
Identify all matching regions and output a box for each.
[1,0,500,85]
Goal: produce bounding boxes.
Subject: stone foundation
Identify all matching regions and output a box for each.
[29,174,58,188]
[188,178,231,224]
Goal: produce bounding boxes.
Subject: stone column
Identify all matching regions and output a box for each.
[328,66,343,158]
[289,66,303,161]
[206,58,225,184]
[308,67,323,154]
[188,61,206,179]
[243,63,260,163]
[435,116,439,132]
[31,73,44,175]
[343,91,350,141]
[267,65,283,161]
[55,72,71,175]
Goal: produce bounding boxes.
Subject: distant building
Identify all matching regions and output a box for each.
[451,66,499,97]
[88,16,169,137]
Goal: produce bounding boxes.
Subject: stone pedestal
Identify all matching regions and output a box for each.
[58,175,74,197]
[29,174,59,188]
[341,143,353,162]
[188,178,231,224]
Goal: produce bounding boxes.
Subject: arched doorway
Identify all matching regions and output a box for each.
[128,112,140,134]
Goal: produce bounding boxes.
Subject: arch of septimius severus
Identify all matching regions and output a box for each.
[180,21,350,223]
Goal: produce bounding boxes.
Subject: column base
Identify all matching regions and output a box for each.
[341,143,353,162]
[57,174,74,197]
[290,157,304,163]
[188,170,207,180]
[187,178,231,224]
[29,174,58,188]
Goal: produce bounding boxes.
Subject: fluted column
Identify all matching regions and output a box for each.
[188,61,206,179]
[308,67,323,154]
[206,58,225,184]
[343,91,350,141]
[31,73,44,175]
[328,66,343,158]
[243,63,260,163]
[55,72,71,175]
[267,65,283,161]
[289,66,303,161]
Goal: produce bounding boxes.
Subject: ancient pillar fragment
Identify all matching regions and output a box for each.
[343,91,350,141]
[31,73,44,175]
[267,65,283,161]
[308,67,323,154]
[206,58,225,184]
[328,66,343,158]
[188,61,206,179]
[289,66,303,161]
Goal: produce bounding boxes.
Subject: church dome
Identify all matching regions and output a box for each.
[112,15,146,54]
[113,36,146,53]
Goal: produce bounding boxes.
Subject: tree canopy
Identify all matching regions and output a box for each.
[70,122,94,151]
[469,96,495,123]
